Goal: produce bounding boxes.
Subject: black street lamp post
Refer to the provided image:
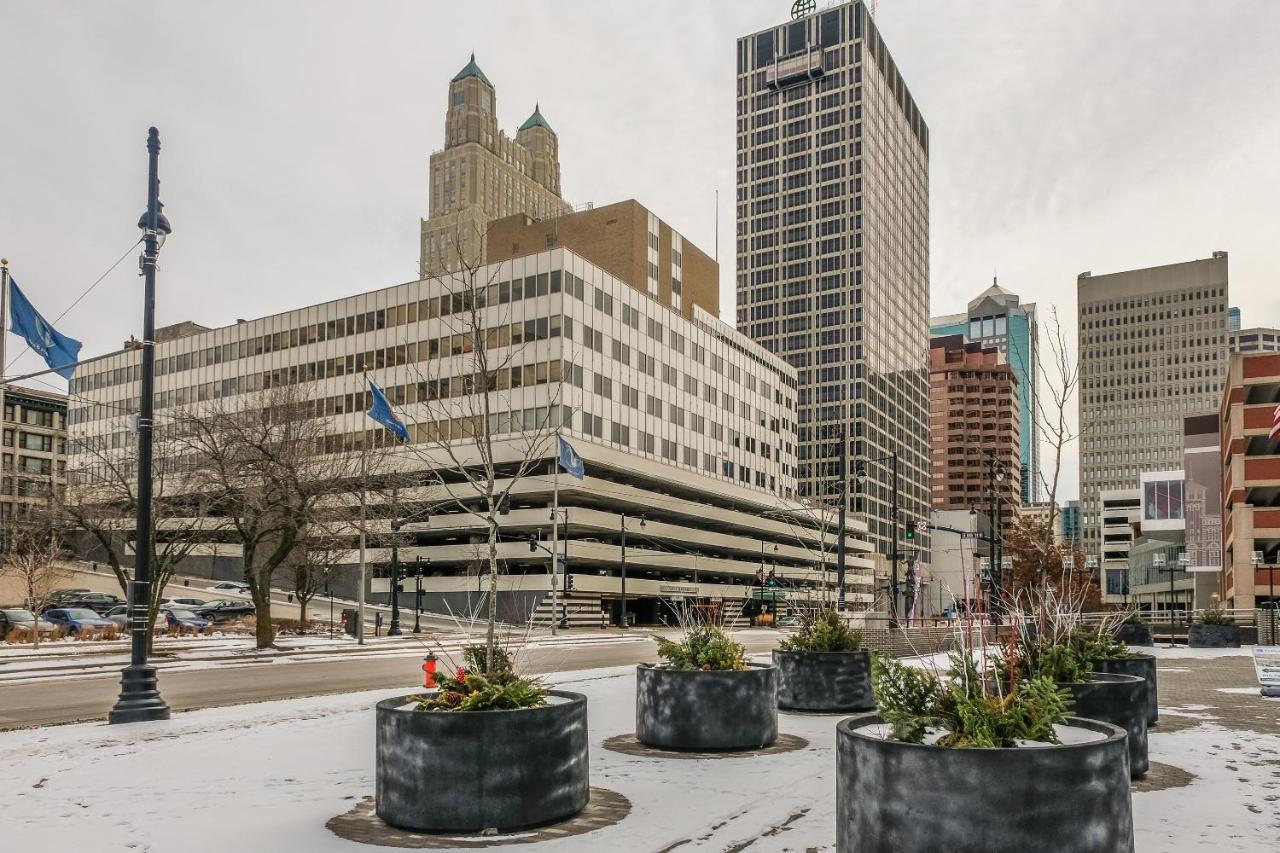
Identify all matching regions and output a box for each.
[388,519,402,636]
[413,556,423,634]
[854,448,901,628]
[109,127,173,725]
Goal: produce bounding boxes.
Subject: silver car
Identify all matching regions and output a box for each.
[0,608,60,638]
[104,605,168,633]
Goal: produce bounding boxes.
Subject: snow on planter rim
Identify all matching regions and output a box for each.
[851,719,1113,748]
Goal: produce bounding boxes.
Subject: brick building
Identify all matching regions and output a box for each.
[1220,351,1280,611]
[928,335,1020,533]
[485,200,719,321]
[1,385,68,526]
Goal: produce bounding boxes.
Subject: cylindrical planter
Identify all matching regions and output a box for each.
[1092,654,1158,726]
[636,662,777,750]
[375,690,589,833]
[1062,672,1148,779]
[773,649,874,713]
[836,713,1134,853]
[1115,622,1153,646]
[1188,623,1241,648]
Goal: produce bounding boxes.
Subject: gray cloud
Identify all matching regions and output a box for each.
[4,0,1277,503]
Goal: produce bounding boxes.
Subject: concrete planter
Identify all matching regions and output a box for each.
[1092,654,1158,726]
[375,690,589,833]
[1114,622,1153,646]
[1062,672,1148,779]
[836,713,1134,853]
[773,649,873,712]
[1188,623,1240,648]
[636,662,777,750]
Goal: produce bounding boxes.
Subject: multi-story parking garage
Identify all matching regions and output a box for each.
[67,245,875,626]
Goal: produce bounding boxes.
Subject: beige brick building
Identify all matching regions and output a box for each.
[1077,252,1230,556]
[1,385,68,526]
[486,200,719,320]
[420,55,572,277]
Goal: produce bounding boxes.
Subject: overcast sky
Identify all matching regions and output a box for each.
[3,0,1278,502]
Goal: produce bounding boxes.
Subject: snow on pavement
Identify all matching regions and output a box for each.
[2,654,1277,852]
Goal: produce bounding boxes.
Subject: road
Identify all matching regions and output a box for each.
[0,633,783,730]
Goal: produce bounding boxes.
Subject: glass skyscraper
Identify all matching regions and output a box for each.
[735,1,932,594]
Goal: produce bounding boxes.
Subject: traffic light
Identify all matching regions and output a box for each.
[905,527,915,541]
[565,573,574,591]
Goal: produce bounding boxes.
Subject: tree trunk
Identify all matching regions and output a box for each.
[251,568,275,649]
[485,518,499,674]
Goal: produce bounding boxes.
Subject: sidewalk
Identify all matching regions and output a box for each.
[0,629,659,685]
[0,644,1275,852]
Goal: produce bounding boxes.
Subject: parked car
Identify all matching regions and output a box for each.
[164,609,211,632]
[46,588,90,605]
[206,581,250,595]
[161,596,207,608]
[104,605,168,634]
[194,599,256,623]
[42,608,116,636]
[0,608,60,638]
[63,592,125,615]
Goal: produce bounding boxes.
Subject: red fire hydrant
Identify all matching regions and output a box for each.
[423,653,438,689]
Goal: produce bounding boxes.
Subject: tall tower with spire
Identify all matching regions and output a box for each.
[421,55,571,278]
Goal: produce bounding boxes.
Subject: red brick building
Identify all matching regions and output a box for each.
[928,335,1021,532]
[1220,351,1280,611]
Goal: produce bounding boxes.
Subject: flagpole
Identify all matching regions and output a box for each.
[550,436,560,637]
[357,392,368,647]
[1,259,9,548]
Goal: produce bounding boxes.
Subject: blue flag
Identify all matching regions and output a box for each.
[366,379,410,443]
[558,436,584,480]
[7,279,82,380]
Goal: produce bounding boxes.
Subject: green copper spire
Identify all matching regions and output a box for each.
[519,103,554,134]
[451,53,492,87]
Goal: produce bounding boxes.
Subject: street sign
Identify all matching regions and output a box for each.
[1252,646,1280,696]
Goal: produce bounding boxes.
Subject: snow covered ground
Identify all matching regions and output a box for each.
[2,644,1277,852]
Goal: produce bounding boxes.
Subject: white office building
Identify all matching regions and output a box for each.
[67,247,874,626]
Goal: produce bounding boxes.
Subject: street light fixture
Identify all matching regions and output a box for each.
[109,127,173,725]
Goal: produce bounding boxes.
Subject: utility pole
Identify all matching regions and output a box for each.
[109,127,172,724]
[890,451,900,629]
[388,486,402,636]
[619,512,628,629]
[836,426,847,612]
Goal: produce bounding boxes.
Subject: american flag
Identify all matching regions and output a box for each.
[1271,403,1280,441]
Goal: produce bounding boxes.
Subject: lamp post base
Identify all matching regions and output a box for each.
[108,664,171,724]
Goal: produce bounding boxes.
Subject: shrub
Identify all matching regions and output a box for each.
[656,625,747,671]
[873,651,1070,748]
[1122,612,1148,626]
[1197,605,1235,626]
[997,633,1092,685]
[1077,627,1136,662]
[412,645,547,712]
[777,610,863,653]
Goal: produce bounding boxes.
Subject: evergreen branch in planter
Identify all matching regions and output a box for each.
[777,609,863,652]
[655,625,748,671]
[873,652,1070,748]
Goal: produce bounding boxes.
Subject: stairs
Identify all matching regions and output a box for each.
[529,588,608,629]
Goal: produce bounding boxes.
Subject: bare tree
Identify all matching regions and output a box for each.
[400,231,567,673]
[63,425,216,652]
[2,512,71,648]
[1019,308,1083,592]
[177,384,357,648]
[289,523,348,624]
